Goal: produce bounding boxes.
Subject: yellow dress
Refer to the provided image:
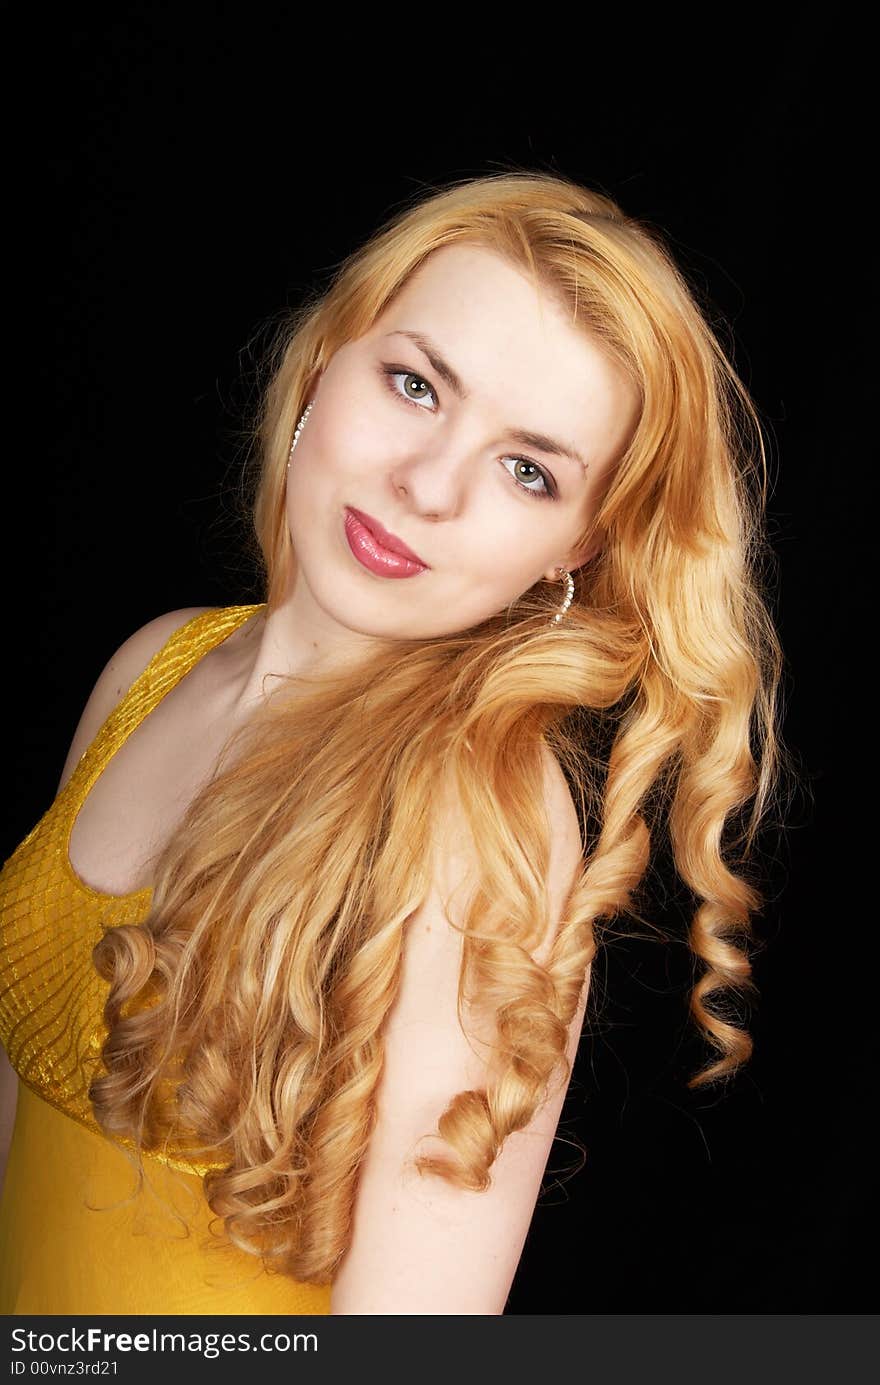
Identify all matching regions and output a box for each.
[0,605,332,1314]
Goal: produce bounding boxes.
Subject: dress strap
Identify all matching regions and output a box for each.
[57,604,264,822]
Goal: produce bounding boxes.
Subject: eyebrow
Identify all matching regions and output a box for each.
[385,329,590,473]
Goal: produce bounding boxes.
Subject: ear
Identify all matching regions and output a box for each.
[542,536,600,585]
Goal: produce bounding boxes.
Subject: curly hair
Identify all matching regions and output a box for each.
[88,169,785,1286]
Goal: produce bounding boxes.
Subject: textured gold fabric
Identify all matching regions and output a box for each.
[0,604,332,1313]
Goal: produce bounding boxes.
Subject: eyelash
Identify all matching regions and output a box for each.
[379,365,558,502]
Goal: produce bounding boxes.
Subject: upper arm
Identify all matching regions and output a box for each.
[329,747,588,1315]
[55,607,214,796]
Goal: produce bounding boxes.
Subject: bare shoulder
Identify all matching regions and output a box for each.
[55,606,216,796]
[329,742,589,1315]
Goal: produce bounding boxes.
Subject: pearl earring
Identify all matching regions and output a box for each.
[550,567,574,627]
[287,400,315,470]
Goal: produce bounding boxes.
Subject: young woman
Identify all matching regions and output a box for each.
[0,170,783,1315]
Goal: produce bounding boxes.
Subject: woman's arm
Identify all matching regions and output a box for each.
[330,747,589,1315]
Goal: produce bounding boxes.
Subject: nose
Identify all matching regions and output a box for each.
[389,438,473,518]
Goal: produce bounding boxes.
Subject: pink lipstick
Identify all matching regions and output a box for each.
[343,507,429,578]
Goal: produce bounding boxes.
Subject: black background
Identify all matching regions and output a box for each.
[5,14,871,1312]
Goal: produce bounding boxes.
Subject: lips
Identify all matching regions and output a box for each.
[344,507,428,567]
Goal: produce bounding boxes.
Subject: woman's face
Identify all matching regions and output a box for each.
[285,243,640,644]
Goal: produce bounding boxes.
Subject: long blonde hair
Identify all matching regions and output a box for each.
[90,170,785,1286]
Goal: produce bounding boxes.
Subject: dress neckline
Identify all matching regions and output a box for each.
[60,604,263,908]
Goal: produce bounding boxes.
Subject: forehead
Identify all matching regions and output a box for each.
[381,243,570,338]
[371,244,623,389]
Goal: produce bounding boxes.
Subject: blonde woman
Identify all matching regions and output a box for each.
[0,171,783,1315]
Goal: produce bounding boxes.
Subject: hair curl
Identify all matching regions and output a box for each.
[89,169,786,1286]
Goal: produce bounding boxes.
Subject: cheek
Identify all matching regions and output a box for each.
[295,411,390,491]
[285,449,332,543]
[285,430,379,546]
[286,430,337,501]
[467,499,561,573]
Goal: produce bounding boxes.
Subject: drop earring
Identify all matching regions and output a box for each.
[549,567,574,627]
[287,400,315,471]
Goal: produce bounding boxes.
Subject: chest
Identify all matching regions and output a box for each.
[66,692,240,898]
